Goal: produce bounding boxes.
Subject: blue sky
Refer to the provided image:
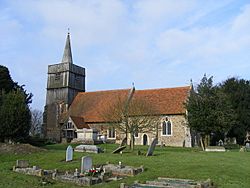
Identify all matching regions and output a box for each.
[1,0,250,110]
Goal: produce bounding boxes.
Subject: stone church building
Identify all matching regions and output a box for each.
[43,33,192,147]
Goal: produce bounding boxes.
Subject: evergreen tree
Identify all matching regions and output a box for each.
[220,77,250,144]
[0,90,31,142]
[186,75,235,146]
[0,65,32,105]
[0,65,14,93]
[0,65,32,142]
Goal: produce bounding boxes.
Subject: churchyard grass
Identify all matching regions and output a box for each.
[0,144,250,188]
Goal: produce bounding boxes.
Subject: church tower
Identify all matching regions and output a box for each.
[44,32,85,141]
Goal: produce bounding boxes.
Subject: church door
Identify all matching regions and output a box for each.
[143,134,148,145]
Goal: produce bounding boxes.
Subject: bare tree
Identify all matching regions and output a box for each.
[102,96,160,151]
[30,109,43,137]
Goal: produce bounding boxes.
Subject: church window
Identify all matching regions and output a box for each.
[162,117,172,136]
[66,122,73,129]
[162,121,167,135]
[108,127,115,138]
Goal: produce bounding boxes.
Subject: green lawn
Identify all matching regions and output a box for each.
[0,144,249,188]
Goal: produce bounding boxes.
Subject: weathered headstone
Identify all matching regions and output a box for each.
[66,145,73,162]
[81,156,92,173]
[146,138,158,156]
[119,137,127,147]
[74,168,80,177]
[246,143,250,151]
[16,160,29,168]
[100,135,107,143]
[112,146,126,154]
[218,139,224,146]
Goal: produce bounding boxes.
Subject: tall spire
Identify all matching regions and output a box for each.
[61,29,73,64]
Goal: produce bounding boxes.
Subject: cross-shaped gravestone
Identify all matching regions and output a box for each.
[146,138,158,156]
[81,156,92,174]
[66,145,73,162]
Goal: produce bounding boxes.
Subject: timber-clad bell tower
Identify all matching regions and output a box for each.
[43,32,85,141]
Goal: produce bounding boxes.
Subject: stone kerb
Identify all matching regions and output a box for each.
[103,163,144,177]
[205,146,226,152]
[13,159,144,187]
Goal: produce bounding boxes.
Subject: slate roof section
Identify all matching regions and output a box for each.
[68,86,190,123]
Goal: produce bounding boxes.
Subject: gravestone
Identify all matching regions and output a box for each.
[218,139,224,146]
[112,146,126,154]
[146,138,158,156]
[81,156,92,173]
[16,160,29,168]
[119,137,127,147]
[74,168,80,177]
[100,135,107,143]
[66,145,73,162]
[246,143,250,151]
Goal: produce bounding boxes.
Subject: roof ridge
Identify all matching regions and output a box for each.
[78,86,190,94]
[78,88,130,94]
[135,86,190,91]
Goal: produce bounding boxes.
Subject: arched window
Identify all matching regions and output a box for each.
[66,121,72,129]
[162,121,167,135]
[162,117,172,136]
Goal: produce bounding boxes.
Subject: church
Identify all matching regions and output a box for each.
[43,33,192,147]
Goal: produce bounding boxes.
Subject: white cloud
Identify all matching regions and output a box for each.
[156,2,250,65]
[1,0,250,110]
[24,0,128,47]
[231,4,250,33]
[133,0,196,23]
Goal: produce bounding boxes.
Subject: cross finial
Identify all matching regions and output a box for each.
[67,28,70,34]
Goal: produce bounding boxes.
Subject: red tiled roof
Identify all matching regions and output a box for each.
[133,86,190,115]
[68,86,190,123]
[70,116,90,129]
[69,89,130,123]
